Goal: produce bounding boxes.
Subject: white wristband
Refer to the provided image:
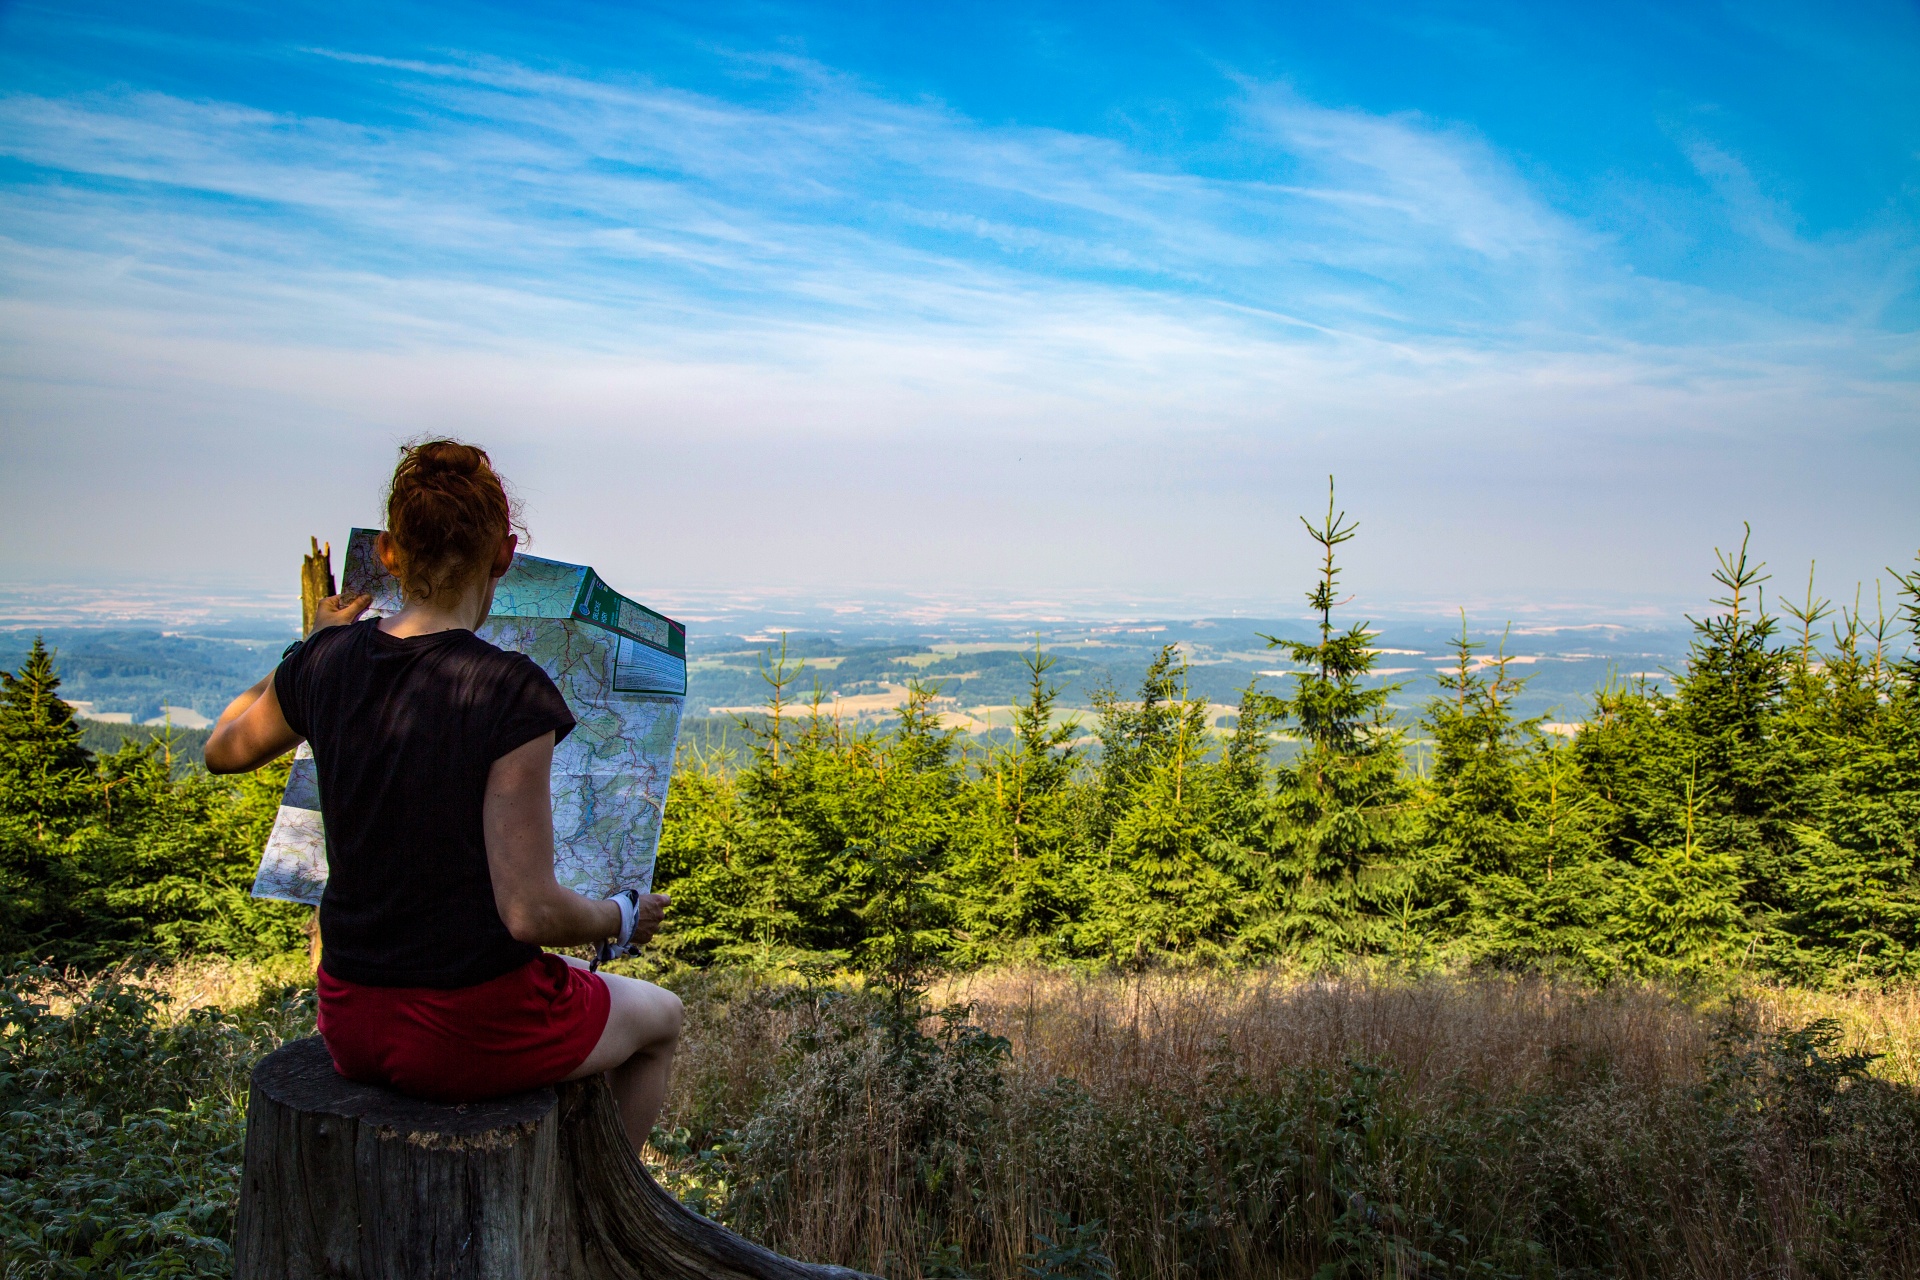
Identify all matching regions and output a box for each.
[609,892,637,947]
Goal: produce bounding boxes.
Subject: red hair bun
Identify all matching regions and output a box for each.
[384,439,522,602]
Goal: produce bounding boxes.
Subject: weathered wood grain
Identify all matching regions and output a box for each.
[235,1037,873,1280]
[298,536,335,636]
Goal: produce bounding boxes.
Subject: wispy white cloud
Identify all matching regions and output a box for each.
[5,40,1893,372]
[1,32,1914,604]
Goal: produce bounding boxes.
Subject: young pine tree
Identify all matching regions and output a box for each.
[951,643,1083,959]
[1240,480,1410,966]
[1083,646,1239,963]
[1671,527,1792,908]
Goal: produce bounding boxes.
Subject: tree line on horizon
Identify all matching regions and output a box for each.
[2,487,1917,986]
[655,492,1920,986]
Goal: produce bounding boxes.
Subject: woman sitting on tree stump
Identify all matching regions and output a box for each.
[205,439,681,1154]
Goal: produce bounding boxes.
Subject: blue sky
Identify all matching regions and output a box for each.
[2,0,1916,619]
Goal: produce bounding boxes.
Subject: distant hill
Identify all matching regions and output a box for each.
[4,617,1694,743]
[686,620,1693,729]
[76,719,212,769]
[0,628,291,722]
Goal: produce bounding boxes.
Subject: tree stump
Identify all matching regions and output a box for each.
[236,1037,872,1280]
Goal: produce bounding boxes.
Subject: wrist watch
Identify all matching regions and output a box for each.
[591,889,643,972]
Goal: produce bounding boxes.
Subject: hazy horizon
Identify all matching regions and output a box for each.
[0,572,1730,639]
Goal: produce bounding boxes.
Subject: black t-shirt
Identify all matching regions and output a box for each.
[274,620,575,988]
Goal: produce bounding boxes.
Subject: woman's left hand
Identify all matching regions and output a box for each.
[629,893,670,946]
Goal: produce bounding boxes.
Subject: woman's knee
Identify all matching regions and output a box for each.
[642,982,684,1043]
[603,974,682,1047]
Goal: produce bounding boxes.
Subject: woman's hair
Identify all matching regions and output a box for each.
[384,439,523,603]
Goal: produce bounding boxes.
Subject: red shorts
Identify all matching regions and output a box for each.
[316,954,611,1103]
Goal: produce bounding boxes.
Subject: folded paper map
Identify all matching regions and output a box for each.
[251,529,686,905]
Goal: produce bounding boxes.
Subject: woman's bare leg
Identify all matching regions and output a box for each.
[560,958,684,1151]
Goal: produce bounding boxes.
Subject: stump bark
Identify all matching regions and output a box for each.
[236,1037,872,1280]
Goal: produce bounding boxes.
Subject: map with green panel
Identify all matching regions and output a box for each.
[251,529,686,906]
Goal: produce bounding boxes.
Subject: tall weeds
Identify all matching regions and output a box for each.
[5,961,1916,1278]
[656,968,1920,1280]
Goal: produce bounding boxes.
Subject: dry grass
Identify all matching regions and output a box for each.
[66,953,1913,1099]
[938,969,1710,1100]
[934,967,1920,1095]
[20,957,1916,1278]
[658,966,1920,1280]
[20,952,313,1023]
[1741,982,1920,1085]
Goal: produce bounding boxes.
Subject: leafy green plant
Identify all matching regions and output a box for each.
[1020,1211,1111,1280]
[0,964,314,1279]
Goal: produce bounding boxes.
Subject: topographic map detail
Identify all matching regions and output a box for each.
[251,530,686,905]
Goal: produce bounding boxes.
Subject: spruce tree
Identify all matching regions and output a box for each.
[1240,480,1409,966]
[1212,678,1283,886]
[1415,615,1591,963]
[1773,562,1848,840]
[952,643,1082,957]
[1773,560,1920,980]
[1088,645,1188,839]
[1609,769,1749,980]
[86,736,308,958]
[1893,551,1920,689]
[1574,674,1685,865]
[1567,531,1792,978]
[653,638,865,971]
[0,638,99,954]
[1471,729,1613,971]
[1083,646,1238,963]
[1671,527,1791,905]
[0,637,96,834]
[1004,642,1080,835]
[855,682,962,1000]
[1419,618,1534,887]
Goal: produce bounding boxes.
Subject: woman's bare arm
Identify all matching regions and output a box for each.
[484,731,668,948]
[205,592,370,775]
